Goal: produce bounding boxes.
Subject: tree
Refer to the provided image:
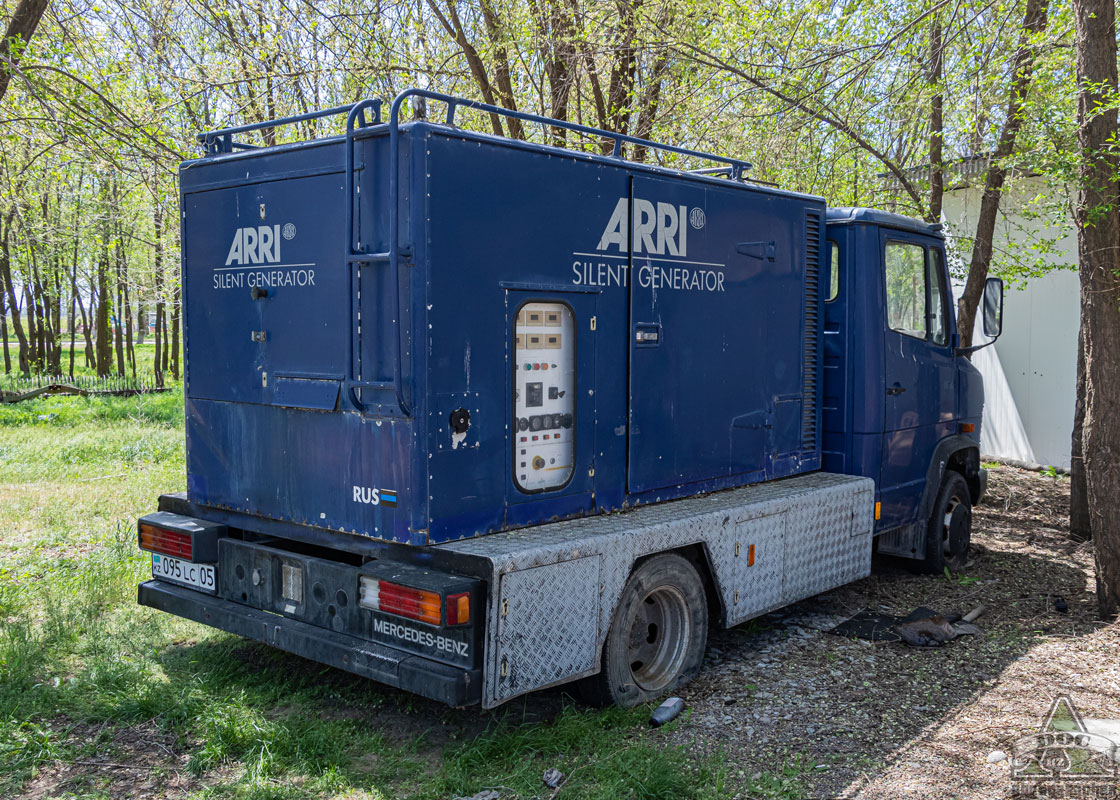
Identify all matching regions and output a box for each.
[956,0,1050,349]
[0,0,49,103]
[1070,0,1120,616]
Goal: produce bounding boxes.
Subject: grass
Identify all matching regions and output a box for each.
[0,388,738,799]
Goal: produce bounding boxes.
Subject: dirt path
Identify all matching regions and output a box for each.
[670,465,1120,798]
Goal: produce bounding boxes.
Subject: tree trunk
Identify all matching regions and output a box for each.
[113,236,126,377]
[0,0,50,104]
[75,276,94,369]
[1,226,29,374]
[95,245,112,377]
[170,284,180,381]
[1069,325,1090,539]
[153,199,164,386]
[161,310,169,375]
[956,0,1049,348]
[68,277,76,379]
[0,266,9,374]
[1072,0,1120,618]
[928,18,944,223]
[124,280,135,379]
[479,0,526,139]
[49,260,62,374]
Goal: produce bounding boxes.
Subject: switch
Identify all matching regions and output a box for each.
[548,386,559,400]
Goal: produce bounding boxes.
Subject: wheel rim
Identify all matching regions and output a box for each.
[941,496,970,562]
[626,584,691,692]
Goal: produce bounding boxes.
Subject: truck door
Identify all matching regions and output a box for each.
[626,175,810,495]
[183,173,348,410]
[878,231,956,529]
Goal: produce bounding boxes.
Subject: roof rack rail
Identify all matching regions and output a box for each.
[197,102,382,155]
[195,89,752,179]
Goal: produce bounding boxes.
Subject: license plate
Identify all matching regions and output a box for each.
[152,553,217,593]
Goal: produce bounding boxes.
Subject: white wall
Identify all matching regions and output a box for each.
[942,177,1080,469]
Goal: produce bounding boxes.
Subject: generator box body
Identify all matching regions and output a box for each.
[181,116,825,546]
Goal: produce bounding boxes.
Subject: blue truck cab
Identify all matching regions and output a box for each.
[823,208,993,572]
[137,90,1003,709]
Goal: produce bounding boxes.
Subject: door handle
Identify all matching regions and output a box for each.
[634,323,661,346]
[887,384,906,396]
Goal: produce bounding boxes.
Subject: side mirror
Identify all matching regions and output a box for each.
[982,276,1004,339]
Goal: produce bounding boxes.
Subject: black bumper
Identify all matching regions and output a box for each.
[138,580,481,707]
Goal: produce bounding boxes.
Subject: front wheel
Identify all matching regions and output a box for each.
[921,470,972,574]
[578,554,708,708]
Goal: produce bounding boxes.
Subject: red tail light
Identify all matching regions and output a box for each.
[139,522,193,560]
[359,577,442,626]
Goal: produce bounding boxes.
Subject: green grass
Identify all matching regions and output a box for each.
[0,390,735,799]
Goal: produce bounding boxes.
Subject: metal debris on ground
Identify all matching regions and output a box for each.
[650,696,686,727]
[0,373,170,403]
[542,767,565,788]
[830,605,985,647]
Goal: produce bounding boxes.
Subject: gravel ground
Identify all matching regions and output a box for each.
[669,464,1120,799]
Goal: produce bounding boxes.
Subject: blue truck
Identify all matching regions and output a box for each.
[137,89,1004,709]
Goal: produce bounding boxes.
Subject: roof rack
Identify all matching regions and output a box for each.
[196,89,752,179]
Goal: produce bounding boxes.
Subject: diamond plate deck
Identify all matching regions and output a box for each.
[440,471,873,707]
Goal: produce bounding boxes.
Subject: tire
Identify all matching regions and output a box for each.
[578,554,708,708]
[921,470,972,574]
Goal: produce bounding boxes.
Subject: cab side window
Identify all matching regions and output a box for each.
[884,242,927,339]
[827,241,840,302]
[884,241,950,346]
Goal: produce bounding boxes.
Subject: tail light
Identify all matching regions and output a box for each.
[137,513,223,563]
[359,577,442,626]
[139,522,193,559]
[446,592,470,626]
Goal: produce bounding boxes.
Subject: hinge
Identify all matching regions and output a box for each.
[501,598,509,617]
[590,316,597,331]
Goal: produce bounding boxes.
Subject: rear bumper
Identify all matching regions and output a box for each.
[138,580,481,707]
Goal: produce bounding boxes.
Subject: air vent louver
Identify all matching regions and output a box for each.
[802,213,822,453]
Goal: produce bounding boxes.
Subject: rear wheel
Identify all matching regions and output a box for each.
[578,554,707,708]
[921,471,972,574]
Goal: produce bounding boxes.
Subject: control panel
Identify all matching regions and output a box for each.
[513,302,576,491]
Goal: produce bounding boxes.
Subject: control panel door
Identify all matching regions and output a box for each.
[507,293,597,518]
[879,233,957,528]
